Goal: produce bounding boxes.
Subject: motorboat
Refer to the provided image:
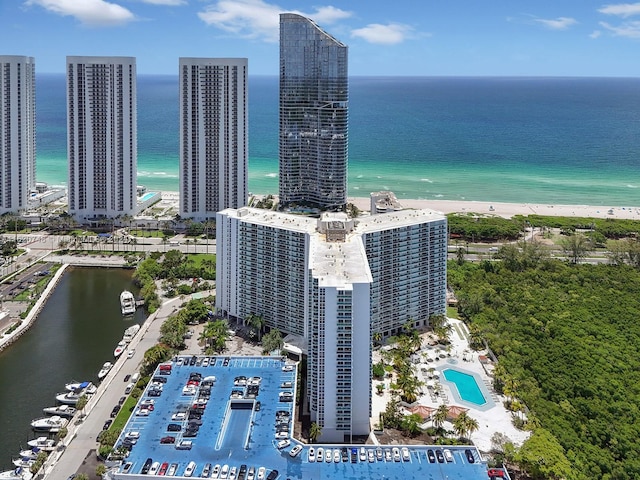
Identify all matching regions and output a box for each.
[26,437,56,451]
[0,467,33,480]
[64,381,96,394]
[55,392,82,406]
[98,362,113,380]
[114,341,128,358]
[122,324,140,342]
[11,459,34,469]
[17,448,40,460]
[31,415,68,432]
[42,404,76,418]
[120,290,136,315]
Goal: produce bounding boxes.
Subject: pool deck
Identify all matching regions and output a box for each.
[111,354,493,480]
[371,318,530,452]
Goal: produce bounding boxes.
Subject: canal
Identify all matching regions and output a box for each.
[0,267,146,469]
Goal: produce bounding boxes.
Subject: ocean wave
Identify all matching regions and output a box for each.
[265,173,278,178]
[356,174,363,178]
[421,178,433,183]
[434,194,443,198]
[627,184,638,189]
[138,171,179,178]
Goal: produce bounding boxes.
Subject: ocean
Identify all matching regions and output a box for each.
[36,74,640,206]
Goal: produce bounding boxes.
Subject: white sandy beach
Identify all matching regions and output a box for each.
[348,197,640,220]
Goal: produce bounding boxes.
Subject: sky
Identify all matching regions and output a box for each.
[1,0,640,76]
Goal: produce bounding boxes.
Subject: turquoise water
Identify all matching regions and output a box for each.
[442,369,487,406]
[139,191,157,202]
[35,74,640,206]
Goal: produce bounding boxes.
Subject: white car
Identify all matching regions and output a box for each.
[289,444,303,457]
[125,431,140,439]
[282,365,294,372]
[127,349,135,358]
[184,461,196,477]
[275,431,288,440]
[308,447,315,462]
[211,465,221,478]
[136,408,149,416]
[368,449,375,463]
[359,447,367,461]
[402,447,410,462]
[316,447,324,462]
[393,447,401,462]
[277,439,290,450]
[333,449,340,463]
[171,412,187,421]
[257,467,266,480]
[220,464,229,479]
[148,462,160,475]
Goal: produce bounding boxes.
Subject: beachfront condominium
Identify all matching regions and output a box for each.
[216,207,447,442]
[179,58,248,221]
[66,56,137,222]
[0,56,36,215]
[279,13,348,210]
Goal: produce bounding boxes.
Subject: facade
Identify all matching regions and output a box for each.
[67,56,137,221]
[216,207,447,442]
[0,55,36,214]
[179,58,248,220]
[279,13,348,210]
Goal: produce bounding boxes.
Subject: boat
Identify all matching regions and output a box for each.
[120,290,136,315]
[98,362,113,380]
[0,467,33,480]
[30,415,68,432]
[42,404,76,418]
[64,381,96,394]
[11,459,34,469]
[55,392,82,406]
[26,437,56,451]
[122,324,140,342]
[17,448,40,460]
[113,341,128,358]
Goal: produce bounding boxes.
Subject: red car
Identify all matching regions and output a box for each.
[487,468,505,478]
[158,462,169,476]
[160,436,176,444]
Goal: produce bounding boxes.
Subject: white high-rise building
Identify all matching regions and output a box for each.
[216,207,447,442]
[67,56,137,221]
[0,55,36,214]
[179,58,248,220]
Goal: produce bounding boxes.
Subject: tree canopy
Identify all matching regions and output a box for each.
[449,259,640,479]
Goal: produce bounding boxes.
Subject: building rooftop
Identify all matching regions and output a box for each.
[111,355,494,480]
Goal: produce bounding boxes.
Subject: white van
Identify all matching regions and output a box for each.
[184,461,196,477]
[124,382,135,394]
[130,372,140,383]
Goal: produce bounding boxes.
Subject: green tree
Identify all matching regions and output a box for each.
[246,313,265,341]
[261,328,284,354]
[515,428,572,480]
[95,464,107,477]
[76,394,89,417]
[400,413,423,437]
[559,233,591,264]
[309,422,322,443]
[433,405,449,431]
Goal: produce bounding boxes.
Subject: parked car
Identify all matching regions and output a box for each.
[176,440,193,450]
[110,405,120,418]
[289,444,302,457]
[464,449,476,463]
[160,436,175,444]
[427,449,436,463]
[167,423,182,432]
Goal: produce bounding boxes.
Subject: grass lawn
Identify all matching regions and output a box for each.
[446,306,459,319]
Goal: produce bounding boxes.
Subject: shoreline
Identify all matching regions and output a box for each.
[347,197,640,220]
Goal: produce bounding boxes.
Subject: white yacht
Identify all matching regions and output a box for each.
[113,340,128,358]
[17,449,40,460]
[120,290,136,315]
[30,416,68,432]
[55,392,82,406]
[64,381,96,394]
[98,361,113,380]
[42,404,76,418]
[10,460,33,471]
[122,324,140,342]
[0,468,33,480]
[26,437,56,451]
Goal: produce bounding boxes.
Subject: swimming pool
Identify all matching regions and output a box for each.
[139,191,157,202]
[442,369,487,406]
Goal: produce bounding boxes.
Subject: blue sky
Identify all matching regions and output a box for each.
[2,0,640,76]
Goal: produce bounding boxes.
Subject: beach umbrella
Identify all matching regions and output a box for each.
[408,405,436,420]
[446,405,469,420]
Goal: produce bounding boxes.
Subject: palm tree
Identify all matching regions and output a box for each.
[433,405,449,431]
[246,313,265,341]
[309,422,322,443]
[452,411,479,441]
[400,413,423,437]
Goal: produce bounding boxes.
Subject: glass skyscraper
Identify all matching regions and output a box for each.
[279,13,348,210]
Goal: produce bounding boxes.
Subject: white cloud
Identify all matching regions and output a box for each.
[599,20,640,37]
[198,0,351,42]
[534,16,578,30]
[350,23,413,45]
[590,29,602,38]
[25,0,135,26]
[140,0,186,5]
[598,2,640,18]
